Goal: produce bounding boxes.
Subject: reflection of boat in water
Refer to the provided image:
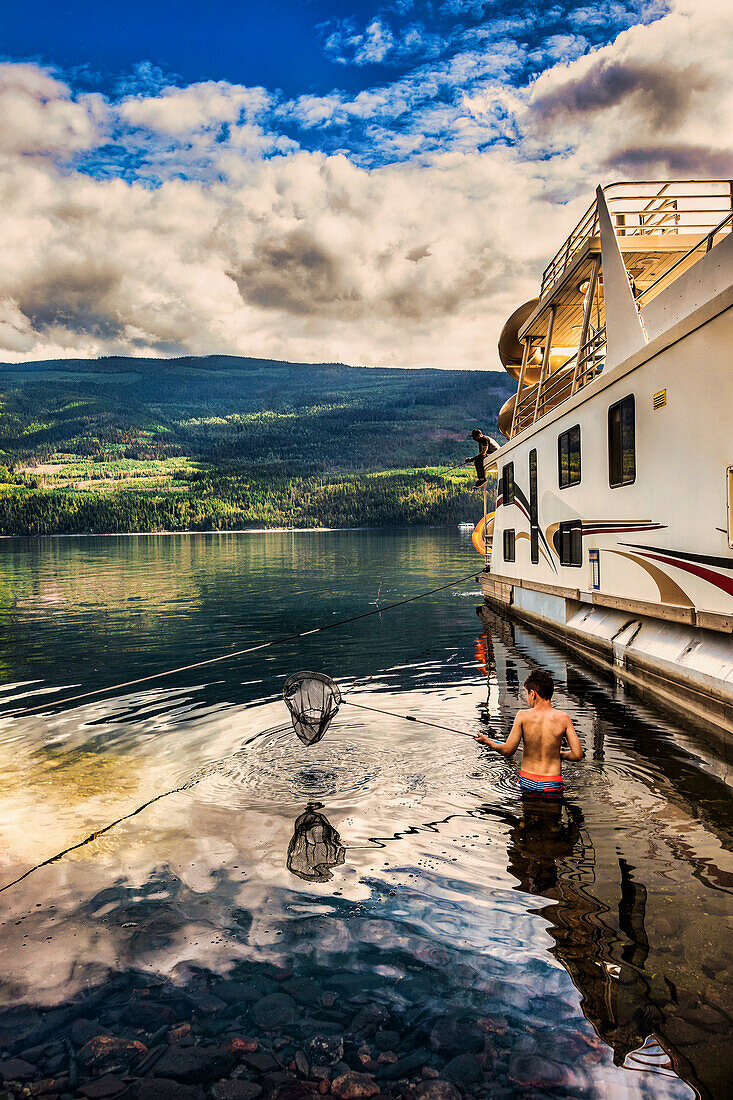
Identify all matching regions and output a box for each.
[286,803,346,882]
[478,611,733,1100]
[478,181,733,741]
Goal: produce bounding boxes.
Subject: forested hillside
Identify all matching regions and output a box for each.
[0,356,510,533]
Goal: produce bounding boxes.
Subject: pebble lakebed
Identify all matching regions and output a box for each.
[0,955,587,1100]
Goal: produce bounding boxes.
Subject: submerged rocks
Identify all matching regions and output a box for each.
[223,1037,259,1058]
[410,1082,462,1100]
[238,1049,278,1074]
[331,1071,380,1098]
[349,1005,389,1036]
[508,1053,568,1090]
[0,1057,36,1081]
[429,1015,483,1054]
[441,1053,482,1088]
[121,1001,178,1029]
[251,994,298,1030]
[77,1075,127,1098]
[210,1082,263,1100]
[154,1045,235,1084]
[77,1035,147,1073]
[0,1008,43,1049]
[70,1018,106,1048]
[127,1080,206,1100]
[268,1081,314,1100]
[305,1033,344,1066]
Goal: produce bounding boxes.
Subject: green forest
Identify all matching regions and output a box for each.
[0,355,509,534]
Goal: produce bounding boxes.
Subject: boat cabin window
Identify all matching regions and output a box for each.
[608,395,636,487]
[529,450,539,564]
[503,529,515,562]
[558,426,581,488]
[559,521,582,567]
[501,462,515,505]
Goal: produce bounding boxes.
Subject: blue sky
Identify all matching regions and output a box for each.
[0,0,729,367]
[5,0,658,93]
[3,0,667,174]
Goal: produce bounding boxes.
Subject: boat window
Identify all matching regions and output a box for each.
[559,521,582,567]
[503,529,515,562]
[502,462,515,505]
[529,449,539,564]
[558,425,581,488]
[609,395,636,487]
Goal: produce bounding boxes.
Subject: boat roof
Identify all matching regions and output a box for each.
[519,180,733,348]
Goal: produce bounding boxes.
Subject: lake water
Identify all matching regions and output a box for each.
[0,529,731,1100]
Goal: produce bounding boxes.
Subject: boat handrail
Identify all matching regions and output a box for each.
[540,180,733,299]
[635,209,733,306]
[511,326,607,437]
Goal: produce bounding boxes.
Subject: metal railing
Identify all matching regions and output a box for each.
[511,327,607,437]
[635,209,733,306]
[509,181,731,439]
[572,327,607,393]
[540,180,733,299]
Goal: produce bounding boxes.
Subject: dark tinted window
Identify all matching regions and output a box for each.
[502,462,515,504]
[559,521,582,567]
[558,425,581,488]
[609,395,635,487]
[503,528,515,562]
[529,449,539,564]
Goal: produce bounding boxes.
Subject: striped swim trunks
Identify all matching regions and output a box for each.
[519,770,563,798]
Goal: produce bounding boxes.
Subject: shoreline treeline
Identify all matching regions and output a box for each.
[0,467,496,536]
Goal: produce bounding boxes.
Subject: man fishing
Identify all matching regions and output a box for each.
[465,428,499,488]
[475,669,583,797]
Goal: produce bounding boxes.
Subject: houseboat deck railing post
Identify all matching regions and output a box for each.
[532,305,556,426]
[510,339,532,439]
[483,483,489,571]
[572,255,600,395]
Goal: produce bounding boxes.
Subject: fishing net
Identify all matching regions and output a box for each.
[287,803,346,882]
[283,671,342,746]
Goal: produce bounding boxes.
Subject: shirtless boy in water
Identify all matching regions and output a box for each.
[475,669,583,797]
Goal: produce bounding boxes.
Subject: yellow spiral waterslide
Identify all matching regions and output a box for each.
[472,512,495,556]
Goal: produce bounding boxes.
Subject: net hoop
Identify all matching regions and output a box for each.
[283,671,342,746]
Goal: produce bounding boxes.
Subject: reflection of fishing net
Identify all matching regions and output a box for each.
[283,672,342,746]
[287,803,346,882]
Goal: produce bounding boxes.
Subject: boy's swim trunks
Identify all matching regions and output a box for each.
[519,770,563,798]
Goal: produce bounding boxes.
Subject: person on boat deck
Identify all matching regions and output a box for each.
[475,669,583,798]
[465,428,499,488]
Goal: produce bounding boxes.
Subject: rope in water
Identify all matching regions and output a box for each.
[0,688,490,893]
[2,570,482,720]
[0,688,493,895]
[0,570,489,891]
[0,722,289,894]
[343,700,479,739]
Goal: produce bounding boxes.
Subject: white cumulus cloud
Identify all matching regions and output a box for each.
[0,0,730,369]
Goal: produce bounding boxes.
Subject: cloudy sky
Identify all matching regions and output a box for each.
[1,0,731,368]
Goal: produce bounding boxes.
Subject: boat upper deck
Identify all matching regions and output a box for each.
[508,181,733,438]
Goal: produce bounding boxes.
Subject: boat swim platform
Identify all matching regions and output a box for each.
[477,570,733,750]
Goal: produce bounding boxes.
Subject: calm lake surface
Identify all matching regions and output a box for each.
[0,529,731,1099]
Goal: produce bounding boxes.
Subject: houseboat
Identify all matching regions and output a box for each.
[478,180,733,742]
